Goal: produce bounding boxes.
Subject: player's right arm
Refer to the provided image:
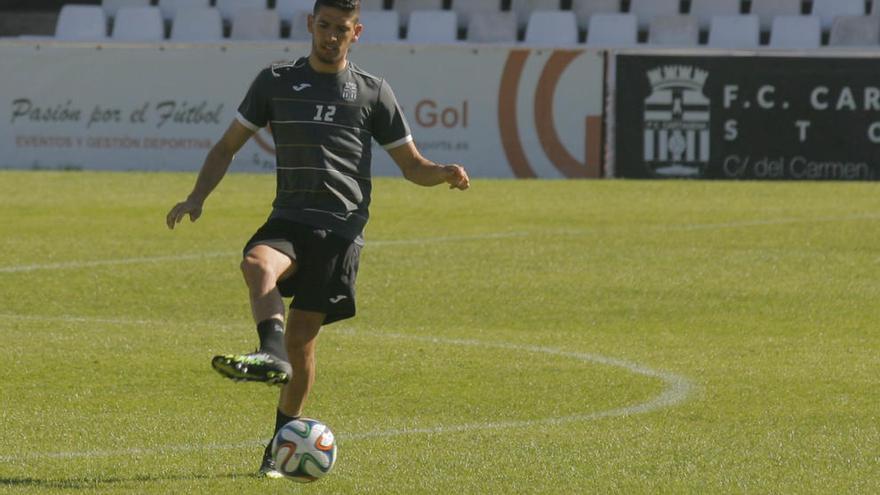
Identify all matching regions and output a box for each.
[165,120,254,229]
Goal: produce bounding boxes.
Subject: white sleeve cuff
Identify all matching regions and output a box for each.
[381,135,413,150]
[235,112,261,132]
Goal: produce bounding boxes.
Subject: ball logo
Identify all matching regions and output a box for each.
[642,65,711,177]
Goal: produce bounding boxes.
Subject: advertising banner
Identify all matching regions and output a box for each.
[613,52,880,180]
[0,41,604,178]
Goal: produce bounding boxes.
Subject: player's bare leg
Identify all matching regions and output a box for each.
[279,309,325,417]
[211,245,296,384]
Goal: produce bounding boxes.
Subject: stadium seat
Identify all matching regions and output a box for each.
[811,0,865,30]
[101,0,150,19]
[511,0,561,30]
[707,14,760,48]
[768,15,820,48]
[572,0,621,31]
[586,12,637,46]
[357,10,400,42]
[111,6,164,41]
[689,0,741,30]
[289,10,311,40]
[648,15,699,46]
[159,0,210,22]
[55,5,107,40]
[524,10,578,45]
[395,0,444,28]
[751,0,803,32]
[216,0,268,22]
[628,0,680,31]
[828,15,880,47]
[361,0,386,10]
[467,11,517,42]
[230,8,280,40]
[275,0,312,21]
[450,0,501,30]
[406,10,457,43]
[170,7,223,41]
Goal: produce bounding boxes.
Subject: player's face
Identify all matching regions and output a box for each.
[308,6,362,68]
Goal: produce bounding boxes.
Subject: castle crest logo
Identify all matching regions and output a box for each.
[642,65,711,177]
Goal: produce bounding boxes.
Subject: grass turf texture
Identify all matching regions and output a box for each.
[0,170,878,494]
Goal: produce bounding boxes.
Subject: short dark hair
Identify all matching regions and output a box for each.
[313,0,360,15]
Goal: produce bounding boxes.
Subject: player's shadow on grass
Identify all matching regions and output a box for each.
[0,472,258,489]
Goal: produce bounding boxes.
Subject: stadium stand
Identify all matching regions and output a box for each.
[406,10,457,43]
[158,0,209,22]
[169,6,222,41]
[230,8,280,40]
[810,0,865,30]
[572,0,621,32]
[524,10,578,45]
[360,0,386,10]
[450,0,501,30]
[111,6,164,40]
[648,15,699,47]
[394,0,444,28]
[585,12,637,47]
[707,14,760,48]
[101,0,150,19]
[357,10,400,42]
[467,11,517,43]
[289,9,311,40]
[751,0,804,32]
[511,0,561,30]
[689,0,741,30]
[275,0,312,21]
[54,4,107,40]
[828,15,880,47]
[629,0,680,31]
[768,15,821,48]
[215,0,267,22]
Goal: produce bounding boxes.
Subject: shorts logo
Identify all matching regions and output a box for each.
[329,295,348,304]
[342,82,358,102]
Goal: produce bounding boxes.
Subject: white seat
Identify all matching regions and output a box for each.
[768,15,820,48]
[395,0,444,27]
[170,7,223,41]
[55,5,107,40]
[101,0,150,18]
[811,0,864,30]
[358,10,400,42]
[648,15,699,46]
[751,0,802,31]
[112,6,164,41]
[524,11,578,45]
[586,12,637,46]
[511,0,561,29]
[406,10,457,43]
[467,11,517,42]
[231,8,280,40]
[288,10,311,40]
[572,0,621,31]
[629,0,679,31]
[707,14,760,48]
[450,0,501,30]
[159,0,210,22]
[828,15,879,46]
[216,0,267,21]
[275,0,312,21]
[689,0,741,30]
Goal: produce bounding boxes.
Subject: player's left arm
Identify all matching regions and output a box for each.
[388,141,470,190]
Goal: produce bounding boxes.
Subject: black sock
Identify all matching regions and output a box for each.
[274,409,300,436]
[257,318,286,360]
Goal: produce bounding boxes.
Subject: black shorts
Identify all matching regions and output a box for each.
[243,219,360,325]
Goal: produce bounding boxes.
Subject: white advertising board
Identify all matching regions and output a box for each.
[0,40,604,178]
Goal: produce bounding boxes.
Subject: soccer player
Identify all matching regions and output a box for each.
[165,0,470,477]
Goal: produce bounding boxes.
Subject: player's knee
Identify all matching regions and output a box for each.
[240,253,273,281]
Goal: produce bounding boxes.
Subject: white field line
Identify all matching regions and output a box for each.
[0,315,694,462]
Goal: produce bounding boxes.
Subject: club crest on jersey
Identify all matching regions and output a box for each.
[342,82,358,102]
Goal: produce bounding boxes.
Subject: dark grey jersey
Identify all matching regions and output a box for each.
[236,57,412,244]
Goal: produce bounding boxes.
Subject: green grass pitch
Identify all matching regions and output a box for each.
[0,170,878,494]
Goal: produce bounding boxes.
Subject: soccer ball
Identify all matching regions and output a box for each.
[271,418,338,482]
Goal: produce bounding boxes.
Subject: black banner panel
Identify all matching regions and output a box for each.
[614,54,880,180]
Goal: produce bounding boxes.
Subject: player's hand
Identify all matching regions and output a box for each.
[166,198,203,230]
[444,165,470,190]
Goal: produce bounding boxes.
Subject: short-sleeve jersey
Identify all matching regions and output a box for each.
[236,57,412,245]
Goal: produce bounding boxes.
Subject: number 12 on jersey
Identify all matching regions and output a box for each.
[313,105,337,122]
